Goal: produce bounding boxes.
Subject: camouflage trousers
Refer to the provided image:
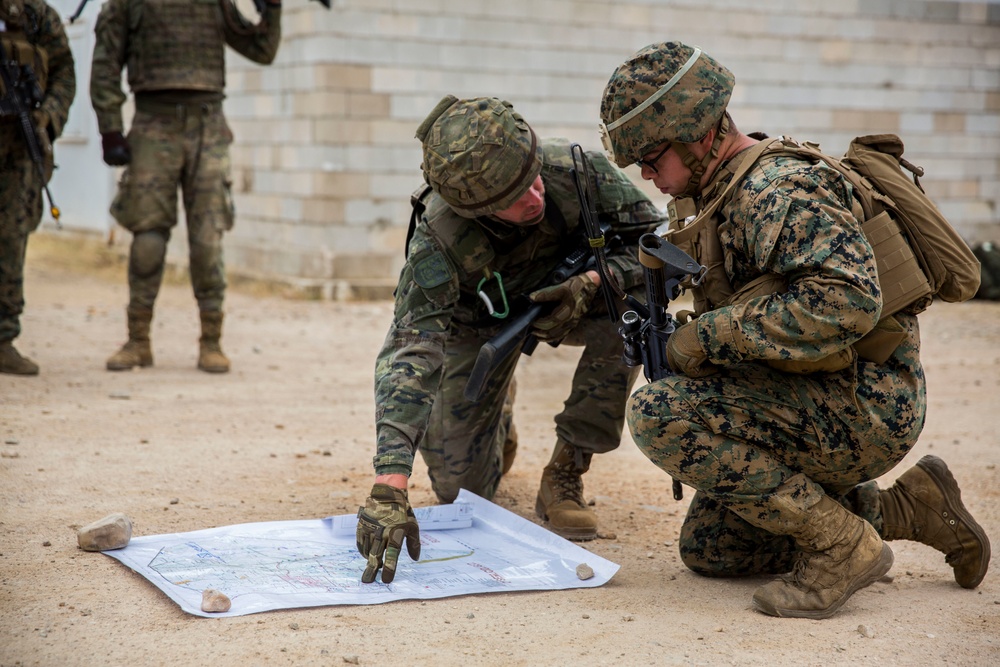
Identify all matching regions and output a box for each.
[628,351,924,577]
[111,100,235,313]
[421,314,640,503]
[0,122,45,344]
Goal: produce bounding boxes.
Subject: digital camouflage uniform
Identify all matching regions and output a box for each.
[626,153,926,575]
[601,42,989,617]
[0,0,75,374]
[373,138,662,503]
[90,0,281,371]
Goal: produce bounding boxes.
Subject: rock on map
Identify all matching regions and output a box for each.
[102,490,620,617]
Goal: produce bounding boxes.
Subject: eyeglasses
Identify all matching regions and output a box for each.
[636,143,671,174]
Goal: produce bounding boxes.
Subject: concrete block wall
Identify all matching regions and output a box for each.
[219,0,1000,294]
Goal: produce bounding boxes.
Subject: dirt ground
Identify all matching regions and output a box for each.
[2,233,999,667]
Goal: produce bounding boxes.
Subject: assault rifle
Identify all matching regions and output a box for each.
[462,144,626,403]
[619,233,705,500]
[0,40,60,224]
[462,237,608,403]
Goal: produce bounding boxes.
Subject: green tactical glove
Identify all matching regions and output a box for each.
[666,320,718,377]
[529,273,599,342]
[356,483,421,584]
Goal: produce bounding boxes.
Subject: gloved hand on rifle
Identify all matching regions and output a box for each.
[356,483,421,584]
[529,271,599,342]
[666,320,718,377]
[31,109,55,182]
[101,131,131,166]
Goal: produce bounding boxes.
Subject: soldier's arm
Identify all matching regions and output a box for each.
[372,232,459,481]
[699,163,882,366]
[89,0,129,134]
[35,1,75,139]
[223,3,281,65]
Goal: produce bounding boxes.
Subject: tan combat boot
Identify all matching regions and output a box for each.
[0,341,39,375]
[535,441,597,541]
[197,311,230,373]
[106,308,153,371]
[752,496,894,619]
[880,455,990,589]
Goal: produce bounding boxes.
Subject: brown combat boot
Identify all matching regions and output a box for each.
[752,496,894,619]
[535,441,597,541]
[880,455,990,589]
[198,311,230,373]
[0,341,39,375]
[106,308,153,371]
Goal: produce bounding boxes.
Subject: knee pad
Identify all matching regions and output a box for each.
[129,231,168,278]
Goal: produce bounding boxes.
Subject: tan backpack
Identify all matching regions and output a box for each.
[669,134,981,319]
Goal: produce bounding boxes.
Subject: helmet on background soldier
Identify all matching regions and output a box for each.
[0,0,25,25]
[415,95,543,219]
[599,41,734,169]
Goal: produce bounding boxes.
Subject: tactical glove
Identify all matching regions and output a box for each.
[101,131,132,166]
[666,320,718,377]
[356,483,421,584]
[529,273,599,342]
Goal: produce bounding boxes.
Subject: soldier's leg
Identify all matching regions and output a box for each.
[0,126,44,375]
[106,111,184,369]
[421,330,520,503]
[536,316,639,539]
[628,365,910,617]
[181,109,233,372]
[679,491,796,577]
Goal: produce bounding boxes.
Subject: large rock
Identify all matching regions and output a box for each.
[77,513,132,551]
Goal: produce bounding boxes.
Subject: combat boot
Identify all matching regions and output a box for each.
[880,455,990,589]
[535,441,597,541]
[106,308,153,371]
[0,341,39,375]
[752,496,894,619]
[198,310,230,373]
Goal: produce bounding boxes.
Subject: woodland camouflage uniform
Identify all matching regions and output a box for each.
[375,136,661,504]
[0,0,75,375]
[90,0,281,373]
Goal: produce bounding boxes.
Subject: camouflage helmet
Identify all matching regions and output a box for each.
[416,95,543,219]
[599,42,735,168]
[0,0,25,24]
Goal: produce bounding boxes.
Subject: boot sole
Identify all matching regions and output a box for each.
[752,543,894,620]
[534,496,597,542]
[106,360,153,371]
[915,455,991,589]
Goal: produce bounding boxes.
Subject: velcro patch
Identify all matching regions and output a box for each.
[412,251,453,289]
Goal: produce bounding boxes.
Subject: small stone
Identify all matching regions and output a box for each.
[582,614,590,619]
[169,498,179,505]
[1,451,20,459]
[576,563,595,580]
[4,439,18,445]
[42,541,51,547]
[343,656,360,665]
[201,588,231,613]
[77,513,132,551]
[289,622,299,630]
[596,531,617,540]
[857,624,874,638]
[108,391,130,400]
[466,613,475,619]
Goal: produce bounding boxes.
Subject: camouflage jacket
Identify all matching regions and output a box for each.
[373,138,664,476]
[0,0,75,139]
[90,0,281,134]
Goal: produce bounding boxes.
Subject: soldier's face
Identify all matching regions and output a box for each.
[638,142,690,195]
[493,176,546,226]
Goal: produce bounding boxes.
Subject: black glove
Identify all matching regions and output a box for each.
[356,483,421,584]
[101,131,131,166]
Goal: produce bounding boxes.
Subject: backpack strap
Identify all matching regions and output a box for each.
[404,183,434,259]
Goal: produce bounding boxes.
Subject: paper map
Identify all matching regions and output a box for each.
[103,490,620,617]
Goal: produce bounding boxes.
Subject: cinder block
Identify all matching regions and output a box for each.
[348,93,391,118]
[317,63,373,91]
[315,119,372,144]
[314,172,372,198]
[934,112,967,132]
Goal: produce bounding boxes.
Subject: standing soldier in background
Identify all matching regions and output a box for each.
[90,0,281,373]
[0,0,75,376]
[355,96,665,584]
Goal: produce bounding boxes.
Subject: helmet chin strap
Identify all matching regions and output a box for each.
[672,113,731,197]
